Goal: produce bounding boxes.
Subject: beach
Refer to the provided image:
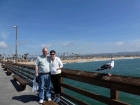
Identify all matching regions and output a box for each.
[16,56,140,65]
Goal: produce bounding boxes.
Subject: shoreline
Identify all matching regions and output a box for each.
[62,56,140,63]
[16,56,140,65]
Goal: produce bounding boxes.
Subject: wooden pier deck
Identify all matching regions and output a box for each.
[1,61,140,105]
[0,63,38,105]
[0,63,59,105]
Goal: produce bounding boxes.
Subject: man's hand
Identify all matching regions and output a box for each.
[35,73,38,77]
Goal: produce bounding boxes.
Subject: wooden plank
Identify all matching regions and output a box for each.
[18,69,34,76]
[13,75,28,85]
[61,83,129,105]
[13,75,28,91]
[42,100,58,105]
[9,66,34,80]
[61,92,89,105]
[7,69,12,75]
[62,73,111,87]
[110,82,140,96]
[61,69,140,96]
[15,63,34,69]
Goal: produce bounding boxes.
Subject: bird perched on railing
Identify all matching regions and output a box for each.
[96,58,114,76]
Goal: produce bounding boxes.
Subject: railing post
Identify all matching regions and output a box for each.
[7,62,8,69]
[7,62,8,68]
[22,66,24,74]
[61,77,64,93]
[13,63,14,69]
[28,67,30,79]
[14,64,15,70]
[18,65,19,72]
[109,89,119,105]
[11,63,12,69]
[10,62,11,69]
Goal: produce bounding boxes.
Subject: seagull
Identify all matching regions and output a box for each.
[96,58,114,76]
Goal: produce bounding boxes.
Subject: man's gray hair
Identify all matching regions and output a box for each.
[42,47,48,51]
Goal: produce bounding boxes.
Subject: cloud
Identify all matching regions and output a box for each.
[115,42,124,46]
[62,42,77,47]
[41,44,52,48]
[127,40,140,47]
[0,41,8,48]
[0,31,10,39]
[133,40,140,47]
[62,43,69,46]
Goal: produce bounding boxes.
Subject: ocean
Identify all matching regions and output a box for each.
[63,58,140,105]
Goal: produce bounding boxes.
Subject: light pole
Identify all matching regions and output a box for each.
[13,25,18,62]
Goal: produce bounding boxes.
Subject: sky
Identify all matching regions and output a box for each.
[0,0,140,56]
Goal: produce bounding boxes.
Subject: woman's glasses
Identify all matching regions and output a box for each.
[50,54,55,55]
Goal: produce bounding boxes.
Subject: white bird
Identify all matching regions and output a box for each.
[96,58,114,76]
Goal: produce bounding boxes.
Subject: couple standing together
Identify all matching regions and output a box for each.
[34,47,63,104]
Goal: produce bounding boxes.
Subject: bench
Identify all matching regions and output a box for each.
[7,69,12,75]
[2,64,6,68]
[3,67,7,71]
[13,75,28,91]
[2,64,5,68]
[43,101,58,105]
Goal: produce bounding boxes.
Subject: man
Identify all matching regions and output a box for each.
[35,47,51,104]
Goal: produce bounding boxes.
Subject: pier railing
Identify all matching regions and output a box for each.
[1,61,140,105]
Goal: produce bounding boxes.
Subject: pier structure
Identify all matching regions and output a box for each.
[1,61,140,105]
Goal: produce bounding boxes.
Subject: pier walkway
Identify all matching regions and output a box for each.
[0,63,53,105]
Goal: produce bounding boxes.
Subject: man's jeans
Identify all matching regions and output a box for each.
[39,73,51,100]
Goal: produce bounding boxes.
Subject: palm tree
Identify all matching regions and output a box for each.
[24,53,29,60]
[71,53,74,58]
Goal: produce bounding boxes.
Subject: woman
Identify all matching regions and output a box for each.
[49,50,63,103]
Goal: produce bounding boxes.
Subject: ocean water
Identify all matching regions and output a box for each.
[63,58,140,105]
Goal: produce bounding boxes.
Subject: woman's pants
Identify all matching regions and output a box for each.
[51,73,61,94]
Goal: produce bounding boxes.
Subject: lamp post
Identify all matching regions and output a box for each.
[13,25,18,62]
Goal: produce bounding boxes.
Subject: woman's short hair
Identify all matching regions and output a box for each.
[50,50,56,54]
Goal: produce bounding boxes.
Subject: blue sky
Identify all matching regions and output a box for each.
[0,0,140,56]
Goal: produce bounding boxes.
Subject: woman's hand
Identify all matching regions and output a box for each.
[56,67,60,70]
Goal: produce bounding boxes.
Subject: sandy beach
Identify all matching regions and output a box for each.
[16,56,140,65]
